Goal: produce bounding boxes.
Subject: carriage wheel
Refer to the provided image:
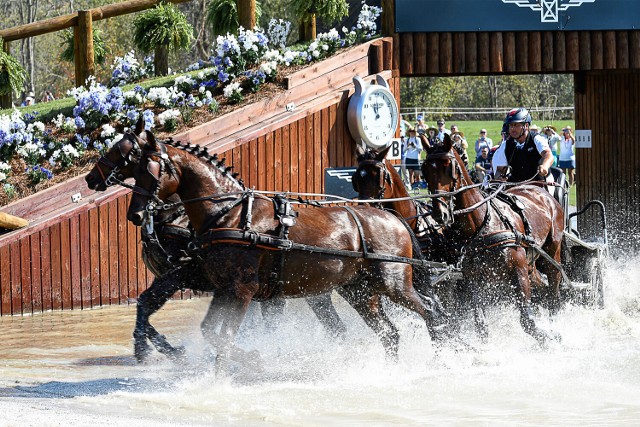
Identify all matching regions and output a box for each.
[590,258,605,309]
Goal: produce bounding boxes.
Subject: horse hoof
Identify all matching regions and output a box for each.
[168,345,187,362]
[134,341,152,363]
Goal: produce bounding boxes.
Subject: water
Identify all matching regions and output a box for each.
[1,255,640,427]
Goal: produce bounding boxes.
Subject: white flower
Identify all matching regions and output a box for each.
[0,172,6,182]
[223,82,243,98]
[101,123,116,138]
[157,109,181,126]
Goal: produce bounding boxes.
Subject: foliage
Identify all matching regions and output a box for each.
[59,28,109,65]
[206,0,263,38]
[291,0,349,25]
[133,2,193,54]
[0,38,26,96]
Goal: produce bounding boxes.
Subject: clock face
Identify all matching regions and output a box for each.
[360,88,398,149]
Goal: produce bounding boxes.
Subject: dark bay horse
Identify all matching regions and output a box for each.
[421,134,565,344]
[84,122,346,362]
[126,137,445,367]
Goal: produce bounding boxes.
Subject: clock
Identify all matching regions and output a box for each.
[347,75,399,150]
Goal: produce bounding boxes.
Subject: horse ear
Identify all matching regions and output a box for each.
[443,133,453,151]
[145,129,156,147]
[376,145,392,161]
[419,134,430,151]
[134,116,145,135]
[355,143,366,162]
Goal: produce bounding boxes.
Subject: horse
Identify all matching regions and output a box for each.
[421,134,565,345]
[84,121,346,362]
[125,136,446,368]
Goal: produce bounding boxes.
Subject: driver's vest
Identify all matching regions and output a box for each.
[504,132,541,182]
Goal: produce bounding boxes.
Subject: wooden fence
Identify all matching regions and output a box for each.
[0,38,396,316]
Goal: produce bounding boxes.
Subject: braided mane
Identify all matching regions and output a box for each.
[163,138,244,188]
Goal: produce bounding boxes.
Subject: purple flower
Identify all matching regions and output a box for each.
[75,116,86,128]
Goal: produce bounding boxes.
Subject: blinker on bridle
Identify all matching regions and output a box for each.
[353,158,391,198]
[96,131,142,187]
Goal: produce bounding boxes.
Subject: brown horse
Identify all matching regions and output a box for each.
[421,134,565,344]
[126,137,445,368]
[84,123,346,361]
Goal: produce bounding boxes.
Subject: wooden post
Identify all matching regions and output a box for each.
[381,0,394,36]
[236,0,256,30]
[301,14,316,41]
[0,41,12,109]
[74,10,94,88]
[0,212,29,230]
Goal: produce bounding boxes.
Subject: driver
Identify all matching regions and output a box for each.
[492,107,555,182]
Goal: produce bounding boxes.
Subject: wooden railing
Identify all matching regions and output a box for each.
[0,0,192,107]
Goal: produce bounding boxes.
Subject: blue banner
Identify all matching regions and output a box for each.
[396,0,640,32]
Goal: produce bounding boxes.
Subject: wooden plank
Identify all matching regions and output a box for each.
[108,200,119,305]
[382,38,393,71]
[414,33,427,75]
[0,245,10,315]
[604,31,616,69]
[10,241,21,315]
[542,32,554,72]
[631,31,640,69]
[528,32,541,72]
[99,204,109,307]
[465,33,477,74]
[117,197,129,304]
[126,194,139,301]
[60,220,72,310]
[39,228,52,312]
[69,215,82,309]
[579,31,591,70]
[290,121,300,193]
[320,108,330,191]
[29,233,42,313]
[566,31,579,71]
[79,210,92,308]
[299,117,308,193]
[554,31,566,71]
[50,223,62,311]
[504,32,516,73]
[489,32,503,73]
[20,237,32,314]
[453,33,465,74]
[265,131,274,191]
[400,33,414,75]
[616,31,629,69]
[516,32,528,72]
[477,32,490,73]
[274,127,283,191]
[257,135,267,190]
[327,103,338,167]
[249,138,259,189]
[89,207,101,307]
[282,122,291,191]
[427,33,439,74]
[335,97,346,167]
[285,41,374,89]
[439,32,452,74]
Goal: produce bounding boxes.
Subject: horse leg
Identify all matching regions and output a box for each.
[337,286,399,361]
[537,242,564,316]
[133,272,185,362]
[260,298,285,330]
[471,284,489,342]
[305,293,347,338]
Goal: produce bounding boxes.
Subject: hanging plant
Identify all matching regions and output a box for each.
[291,0,348,25]
[59,28,109,65]
[133,2,193,53]
[133,2,193,76]
[0,38,27,97]
[206,0,263,38]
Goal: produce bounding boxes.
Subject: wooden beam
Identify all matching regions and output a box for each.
[75,10,94,89]
[0,0,191,42]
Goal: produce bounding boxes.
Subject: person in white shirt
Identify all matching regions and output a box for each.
[403,128,423,186]
[558,126,576,186]
[543,125,561,167]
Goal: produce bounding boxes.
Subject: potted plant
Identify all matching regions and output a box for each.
[0,38,26,108]
[133,1,193,76]
[59,28,109,65]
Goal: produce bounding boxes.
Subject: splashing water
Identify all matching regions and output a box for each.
[1,254,639,426]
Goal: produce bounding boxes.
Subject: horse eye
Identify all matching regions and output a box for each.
[360,170,366,177]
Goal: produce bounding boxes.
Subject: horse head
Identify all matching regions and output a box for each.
[127,136,180,227]
[352,145,392,199]
[421,133,465,227]
[85,117,150,191]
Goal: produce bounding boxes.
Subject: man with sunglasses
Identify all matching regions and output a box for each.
[492,107,555,182]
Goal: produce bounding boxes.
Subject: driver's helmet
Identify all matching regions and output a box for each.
[504,108,532,125]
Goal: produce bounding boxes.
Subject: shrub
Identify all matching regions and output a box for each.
[0,37,26,97]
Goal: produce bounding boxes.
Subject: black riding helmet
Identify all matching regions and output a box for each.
[504,107,532,125]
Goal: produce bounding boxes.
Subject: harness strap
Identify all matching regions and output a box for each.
[342,206,368,258]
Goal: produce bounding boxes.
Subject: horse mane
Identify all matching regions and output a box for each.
[163,138,244,188]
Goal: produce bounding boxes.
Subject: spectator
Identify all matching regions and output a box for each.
[41,90,55,102]
[425,126,439,147]
[436,119,450,142]
[559,126,576,186]
[474,128,493,157]
[403,128,423,187]
[415,114,427,136]
[474,146,493,182]
[399,134,410,186]
[543,125,561,166]
[451,131,469,168]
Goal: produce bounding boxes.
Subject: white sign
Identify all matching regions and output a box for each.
[387,138,402,160]
[575,129,592,148]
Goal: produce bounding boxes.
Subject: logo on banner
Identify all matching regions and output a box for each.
[501,0,596,23]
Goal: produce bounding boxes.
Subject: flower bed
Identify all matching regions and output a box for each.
[0,2,381,207]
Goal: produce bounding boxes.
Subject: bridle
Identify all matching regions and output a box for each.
[94,131,142,187]
[425,149,466,224]
[352,158,392,200]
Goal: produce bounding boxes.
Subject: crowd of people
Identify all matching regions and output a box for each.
[398,109,576,189]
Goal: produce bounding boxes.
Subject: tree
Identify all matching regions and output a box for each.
[291,0,348,41]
